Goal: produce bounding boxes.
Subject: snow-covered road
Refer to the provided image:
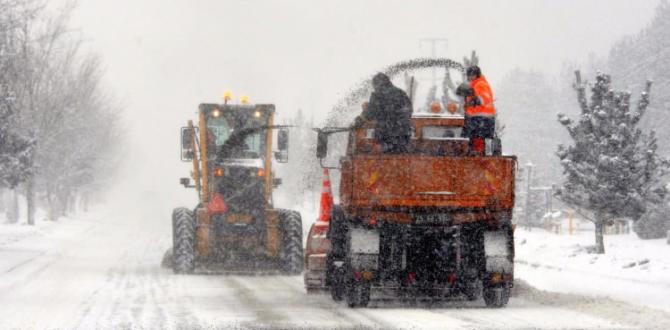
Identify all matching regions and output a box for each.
[1,205,668,329]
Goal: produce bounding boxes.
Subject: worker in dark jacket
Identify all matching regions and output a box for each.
[355,73,413,153]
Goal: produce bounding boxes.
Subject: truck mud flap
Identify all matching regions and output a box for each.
[483,229,514,274]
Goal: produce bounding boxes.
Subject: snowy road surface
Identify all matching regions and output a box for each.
[1,206,669,329]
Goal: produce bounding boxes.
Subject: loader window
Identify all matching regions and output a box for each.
[207,112,265,159]
[422,125,463,140]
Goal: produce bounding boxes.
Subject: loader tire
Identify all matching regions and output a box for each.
[279,209,304,275]
[483,285,510,308]
[172,207,196,274]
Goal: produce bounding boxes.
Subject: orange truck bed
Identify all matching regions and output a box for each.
[340,155,516,217]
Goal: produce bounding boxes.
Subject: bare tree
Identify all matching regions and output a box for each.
[2,0,123,223]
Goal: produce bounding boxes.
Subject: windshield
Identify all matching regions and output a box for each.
[422,125,463,139]
[206,110,265,159]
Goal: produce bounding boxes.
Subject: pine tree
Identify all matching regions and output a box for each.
[0,5,35,198]
[608,1,670,154]
[556,71,669,253]
[0,83,34,193]
[634,189,670,239]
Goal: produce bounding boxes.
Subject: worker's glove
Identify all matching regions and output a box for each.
[467,96,482,107]
[455,83,474,97]
[353,115,366,128]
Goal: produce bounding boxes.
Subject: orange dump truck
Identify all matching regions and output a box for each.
[312,113,516,307]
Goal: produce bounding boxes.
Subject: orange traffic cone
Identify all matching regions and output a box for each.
[318,169,334,222]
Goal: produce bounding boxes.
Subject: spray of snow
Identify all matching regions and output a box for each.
[327,57,465,125]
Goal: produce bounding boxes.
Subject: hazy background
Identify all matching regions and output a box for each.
[63,0,661,208]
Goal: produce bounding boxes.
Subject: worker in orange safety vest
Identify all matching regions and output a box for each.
[456,65,497,152]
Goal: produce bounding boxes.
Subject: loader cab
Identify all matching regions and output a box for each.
[172,101,304,275]
[180,103,289,205]
[204,104,271,160]
[203,104,286,206]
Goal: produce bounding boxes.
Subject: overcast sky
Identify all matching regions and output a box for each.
[64,0,660,204]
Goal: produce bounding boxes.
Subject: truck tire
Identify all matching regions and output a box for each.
[172,207,196,274]
[329,265,345,301]
[279,209,304,275]
[483,285,510,308]
[463,279,483,301]
[346,280,371,308]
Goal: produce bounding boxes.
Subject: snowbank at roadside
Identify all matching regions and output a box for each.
[0,208,55,248]
[515,227,670,312]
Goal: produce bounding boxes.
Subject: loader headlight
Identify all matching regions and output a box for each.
[249,168,265,177]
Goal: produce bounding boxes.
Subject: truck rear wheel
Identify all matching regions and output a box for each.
[346,281,370,308]
[328,206,347,301]
[172,207,196,274]
[279,209,304,275]
[346,280,370,308]
[329,264,345,301]
[483,285,510,308]
[463,279,483,301]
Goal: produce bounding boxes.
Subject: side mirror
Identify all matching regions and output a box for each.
[272,177,282,187]
[180,177,191,188]
[274,128,289,163]
[181,127,198,161]
[278,129,289,151]
[316,131,328,159]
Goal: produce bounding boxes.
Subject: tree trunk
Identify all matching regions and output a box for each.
[82,192,89,212]
[47,188,57,221]
[594,215,605,254]
[58,191,68,218]
[7,189,20,224]
[26,179,35,226]
[0,188,5,214]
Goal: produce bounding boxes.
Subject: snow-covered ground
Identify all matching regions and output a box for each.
[1,203,670,329]
[515,226,670,313]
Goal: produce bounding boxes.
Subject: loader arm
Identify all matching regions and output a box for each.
[188,120,202,201]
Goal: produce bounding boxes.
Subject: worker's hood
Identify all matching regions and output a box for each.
[372,72,392,91]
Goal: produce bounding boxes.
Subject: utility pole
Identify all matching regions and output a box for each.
[419,38,448,86]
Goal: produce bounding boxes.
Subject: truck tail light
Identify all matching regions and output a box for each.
[471,137,485,154]
[448,273,458,284]
[306,221,330,255]
[408,271,416,283]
